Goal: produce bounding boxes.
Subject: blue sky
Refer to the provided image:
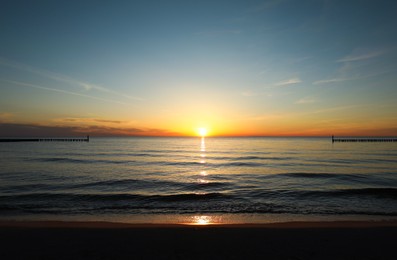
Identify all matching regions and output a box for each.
[1,0,397,136]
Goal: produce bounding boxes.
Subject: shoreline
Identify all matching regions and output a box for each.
[2,220,397,259]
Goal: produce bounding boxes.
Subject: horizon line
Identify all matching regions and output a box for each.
[2,135,397,138]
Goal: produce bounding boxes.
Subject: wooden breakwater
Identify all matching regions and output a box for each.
[0,136,89,142]
[332,136,397,143]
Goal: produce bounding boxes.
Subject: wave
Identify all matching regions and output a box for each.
[72,179,183,189]
[29,157,138,165]
[243,187,397,200]
[74,179,232,191]
[268,172,397,187]
[328,188,397,198]
[271,187,397,199]
[95,152,162,157]
[30,156,366,169]
[161,161,203,166]
[32,157,88,163]
[218,162,264,167]
[0,178,234,195]
[2,188,395,210]
[60,152,163,158]
[2,200,396,216]
[210,155,292,161]
[150,192,231,202]
[160,161,265,167]
[279,172,369,180]
[184,182,232,190]
[0,192,232,203]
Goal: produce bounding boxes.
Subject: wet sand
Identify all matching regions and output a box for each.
[1,220,396,259]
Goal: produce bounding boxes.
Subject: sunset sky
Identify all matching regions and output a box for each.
[1,0,397,136]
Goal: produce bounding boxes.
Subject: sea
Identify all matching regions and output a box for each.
[1,137,396,224]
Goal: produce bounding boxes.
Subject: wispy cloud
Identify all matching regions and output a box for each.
[0,58,144,101]
[314,48,391,85]
[2,79,127,105]
[54,117,124,124]
[313,68,394,85]
[313,78,351,85]
[337,49,385,63]
[295,96,319,104]
[274,77,301,86]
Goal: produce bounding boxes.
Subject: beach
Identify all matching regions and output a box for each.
[1,220,397,259]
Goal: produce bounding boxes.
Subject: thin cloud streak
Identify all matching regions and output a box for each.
[54,117,124,124]
[2,80,127,105]
[0,58,144,101]
[313,78,350,85]
[274,77,301,86]
[337,50,385,63]
[295,97,318,104]
[313,69,395,85]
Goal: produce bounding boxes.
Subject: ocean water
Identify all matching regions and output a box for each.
[1,137,396,224]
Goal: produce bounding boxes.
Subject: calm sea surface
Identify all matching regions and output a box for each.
[1,137,396,224]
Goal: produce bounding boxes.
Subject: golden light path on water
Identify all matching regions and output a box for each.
[197,136,207,185]
[187,136,220,225]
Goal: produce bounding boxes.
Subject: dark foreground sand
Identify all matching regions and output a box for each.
[1,221,396,260]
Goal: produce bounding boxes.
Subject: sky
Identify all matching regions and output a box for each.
[1,0,397,137]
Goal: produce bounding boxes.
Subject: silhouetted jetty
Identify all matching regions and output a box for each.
[332,135,397,143]
[0,136,89,142]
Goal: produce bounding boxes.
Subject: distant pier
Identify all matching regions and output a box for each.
[0,136,89,142]
[332,136,397,143]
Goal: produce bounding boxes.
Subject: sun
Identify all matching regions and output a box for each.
[197,127,208,137]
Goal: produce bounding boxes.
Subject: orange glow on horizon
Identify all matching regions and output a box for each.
[8,115,397,137]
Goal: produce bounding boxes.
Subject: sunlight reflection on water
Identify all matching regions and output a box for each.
[200,170,208,176]
[200,137,205,152]
[198,179,209,184]
[198,137,208,183]
[2,137,397,223]
[187,215,223,225]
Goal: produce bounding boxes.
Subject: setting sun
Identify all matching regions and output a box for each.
[197,128,208,137]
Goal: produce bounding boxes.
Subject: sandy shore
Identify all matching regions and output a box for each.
[1,220,396,259]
